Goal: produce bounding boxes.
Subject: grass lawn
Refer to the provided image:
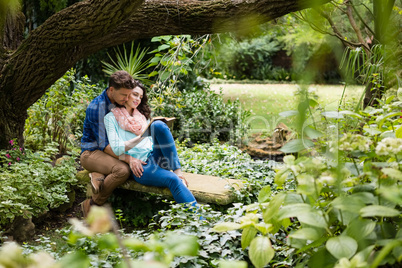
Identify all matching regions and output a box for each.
[210,83,364,133]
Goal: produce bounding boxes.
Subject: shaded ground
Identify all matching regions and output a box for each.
[32,193,86,239]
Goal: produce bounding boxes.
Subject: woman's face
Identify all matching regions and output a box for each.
[125,86,143,110]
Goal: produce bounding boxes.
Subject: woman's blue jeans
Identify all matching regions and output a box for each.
[132,120,196,204]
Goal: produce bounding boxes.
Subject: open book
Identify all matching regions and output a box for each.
[140,116,176,137]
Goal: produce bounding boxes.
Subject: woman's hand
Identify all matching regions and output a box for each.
[127,156,147,177]
[173,169,189,187]
[180,177,189,187]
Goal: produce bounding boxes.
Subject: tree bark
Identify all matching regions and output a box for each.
[0,0,331,149]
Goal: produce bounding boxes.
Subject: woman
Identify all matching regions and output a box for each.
[104,81,196,204]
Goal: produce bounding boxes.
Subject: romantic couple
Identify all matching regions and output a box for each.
[80,70,196,217]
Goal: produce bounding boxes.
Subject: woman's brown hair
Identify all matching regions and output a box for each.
[134,80,151,119]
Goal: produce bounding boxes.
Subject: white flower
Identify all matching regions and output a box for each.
[375,137,402,156]
[318,175,335,185]
[338,133,372,152]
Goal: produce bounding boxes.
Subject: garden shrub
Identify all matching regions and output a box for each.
[203,34,291,81]
[0,142,79,229]
[149,84,250,145]
[24,69,101,153]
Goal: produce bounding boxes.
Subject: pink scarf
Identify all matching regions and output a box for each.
[111,107,147,136]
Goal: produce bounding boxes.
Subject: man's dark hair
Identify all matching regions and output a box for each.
[109,70,135,89]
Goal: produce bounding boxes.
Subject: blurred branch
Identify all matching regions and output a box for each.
[345,0,370,53]
[350,1,375,37]
[106,204,132,268]
[297,8,365,49]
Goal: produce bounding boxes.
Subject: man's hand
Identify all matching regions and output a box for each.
[127,156,147,177]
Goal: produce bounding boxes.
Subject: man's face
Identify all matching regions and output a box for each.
[109,87,133,105]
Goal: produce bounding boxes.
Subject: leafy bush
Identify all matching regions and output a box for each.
[101,41,152,84]
[149,84,250,144]
[203,33,290,81]
[148,35,210,91]
[24,69,101,153]
[0,142,79,229]
[109,189,170,228]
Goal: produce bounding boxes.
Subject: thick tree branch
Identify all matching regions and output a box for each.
[0,0,333,149]
[2,0,331,113]
[1,0,145,109]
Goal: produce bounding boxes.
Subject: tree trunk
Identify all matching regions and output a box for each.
[0,0,145,149]
[363,81,385,108]
[0,98,27,149]
[0,0,331,149]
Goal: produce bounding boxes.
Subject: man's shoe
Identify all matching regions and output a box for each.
[89,172,105,194]
[80,198,92,218]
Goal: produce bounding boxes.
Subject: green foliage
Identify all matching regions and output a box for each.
[341,41,401,107]
[24,69,101,153]
[208,33,289,81]
[147,202,247,267]
[102,42,152,84]
[39,0,67,13]
[61,229,199,268]
[341,45,384,86]
[149,35,210,90]
[199,16,343,83]
[2,206,201,268]
[296,0,402,89]
[0,142,79,229]
[0,139,25,168]
[109,189,168,228]
[149,84,250,144]
[212,92,402,268]
[0,0,19,28]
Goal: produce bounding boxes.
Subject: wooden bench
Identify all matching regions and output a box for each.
[76,170,244,205]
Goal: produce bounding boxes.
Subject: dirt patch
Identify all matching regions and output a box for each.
[30,192,86,240]
[241,123,292,162]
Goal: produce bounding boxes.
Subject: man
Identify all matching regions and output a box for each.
[80,70,144,217]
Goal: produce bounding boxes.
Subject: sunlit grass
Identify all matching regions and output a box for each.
[210,83,364,133]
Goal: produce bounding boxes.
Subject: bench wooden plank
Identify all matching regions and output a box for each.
[120,172,244,205]
[77,170,244,205]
